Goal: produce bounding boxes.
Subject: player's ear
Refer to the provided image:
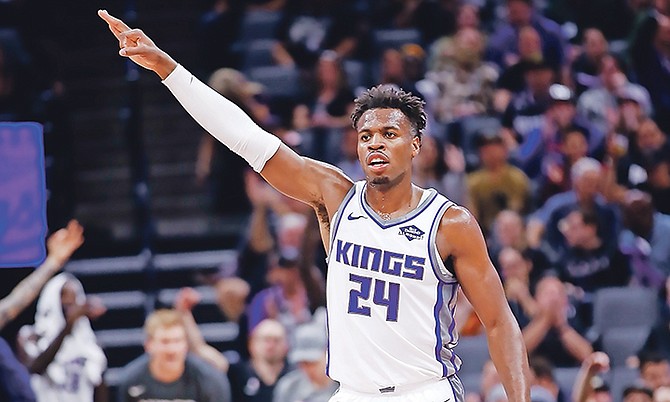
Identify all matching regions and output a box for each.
[411,135,421,158]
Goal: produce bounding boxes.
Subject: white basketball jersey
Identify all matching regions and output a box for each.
[326,181,462,394]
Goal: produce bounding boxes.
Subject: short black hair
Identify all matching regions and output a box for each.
[351,84,427,138]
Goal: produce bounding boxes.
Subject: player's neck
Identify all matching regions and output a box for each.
[365,180,419,219]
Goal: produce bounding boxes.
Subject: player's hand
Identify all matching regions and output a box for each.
[46,220,84,267]
[98,10,177,79]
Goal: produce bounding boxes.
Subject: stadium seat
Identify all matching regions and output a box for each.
[553,366,581,398]
[242,39,277,71]
[607,366,640,402]
[602,326,650,368]
[343,59,370,91]
[459,372,481,396]
[238,10,283,43]
[451,114,502,170]
[247,65,302,99]
[591,287,658,340]
[372,29,422,53]
[455,334,490,375]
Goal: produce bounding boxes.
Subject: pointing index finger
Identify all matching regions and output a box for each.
[98,9,131,37]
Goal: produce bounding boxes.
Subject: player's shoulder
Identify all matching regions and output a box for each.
[438,205,480,233]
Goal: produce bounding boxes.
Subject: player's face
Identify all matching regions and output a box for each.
[356,108,420,187]
[146,325,188,371]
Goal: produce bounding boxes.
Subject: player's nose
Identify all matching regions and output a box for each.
[367,133,386,149]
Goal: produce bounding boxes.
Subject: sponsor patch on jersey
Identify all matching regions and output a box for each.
[398,225,425,241]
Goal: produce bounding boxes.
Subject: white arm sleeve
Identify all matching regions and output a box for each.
[162,64,281,173]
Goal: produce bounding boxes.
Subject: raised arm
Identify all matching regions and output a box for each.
[437,206,531,402]
[0,220,84,330]
[174,288,229,373]
[98,10,352,213]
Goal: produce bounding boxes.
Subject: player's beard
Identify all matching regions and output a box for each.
[368,171,405,188]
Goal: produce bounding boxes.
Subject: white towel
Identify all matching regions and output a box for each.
[28,273,107,402]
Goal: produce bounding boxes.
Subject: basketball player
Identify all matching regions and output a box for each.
[98,10,530,401]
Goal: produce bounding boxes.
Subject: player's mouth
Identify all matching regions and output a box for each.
[366,152,389,173]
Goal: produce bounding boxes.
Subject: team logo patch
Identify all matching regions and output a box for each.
[398,225,425,241]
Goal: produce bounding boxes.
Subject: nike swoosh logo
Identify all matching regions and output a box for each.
[347,212,367,220]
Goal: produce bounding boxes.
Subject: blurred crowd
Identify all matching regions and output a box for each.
[2,0,670,401]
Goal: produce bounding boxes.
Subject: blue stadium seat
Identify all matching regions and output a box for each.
[455,334,490,375]
[553,366,581,398]
[343,59,370,91]
[602,326,651,367]
[372,29,422,53]
[238,10,283,43]
[242,39,277,71]
[592,287,658,340]
[247,65,302,99]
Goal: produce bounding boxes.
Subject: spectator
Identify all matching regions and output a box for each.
[411,135,467,205]
[272,0,363,70]
[486,0,566,71]
[0,220,84,331]
[272,323,337,402]
[494,25,544,113]
[426,27,498,124]
[522,276,593,367]
[467,129,530,234]
[0,221,84,402]
[499,247,539,327]
[18,273,107,402]
[246,251,313,335]
[115,309,231,402]
[623,384,655,402]
[427,2,482,74]
[571,28,610,96]
[489,210,528,257]
[173,287,232,373]
[577,54,652,135]
[638,352,670,392]
[572,351,612,402]
[370,0,460,45]
[555,207,631,295]
[633,119,670,166]
[334,125,365,182]
[639,277,670,360]
[0,337,35,402]
[538,126,592,203]
[292,50,354,163]
[641,150,670,215]
[228,319,289,402]
[195,67,272,216]
[630,8,670,132]
[464,359,501,402]
[529,356,567,402]
[193,0,244,78]
[378,47,404,88]
[500,59,555,148]
[526,157,619,260]
[619,190,670,288]
[512,83,604,189]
